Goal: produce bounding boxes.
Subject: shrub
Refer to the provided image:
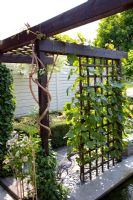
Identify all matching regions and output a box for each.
[6,130,68,199]
[14,114,69,149]
[51,122,69,148]
[36,146,68,200]
[0,64,15,176]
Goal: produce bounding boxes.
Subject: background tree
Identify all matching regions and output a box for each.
[94,9,133,51]
[122,50,133,80]
[94,9,133,79]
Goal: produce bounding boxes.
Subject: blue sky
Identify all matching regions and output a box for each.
[0,0,99,41]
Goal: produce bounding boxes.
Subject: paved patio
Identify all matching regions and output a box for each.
[0,186,13,200]
[70,155,133,200]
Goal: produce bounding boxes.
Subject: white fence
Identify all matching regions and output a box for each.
[13,65,76,117]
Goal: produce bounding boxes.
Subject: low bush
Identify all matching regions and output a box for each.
[5,130,68,200]
[14,113,69,149]
[51,122,69,148]
[36,146,68,200]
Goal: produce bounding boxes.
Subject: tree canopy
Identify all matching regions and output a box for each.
[123,50,133,80]
[94,9,133,51]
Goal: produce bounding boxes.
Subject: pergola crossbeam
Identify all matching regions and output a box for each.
[0,0,133,53]
[39,39,128,59]
[0,53,53,64]
[0,54,32,64]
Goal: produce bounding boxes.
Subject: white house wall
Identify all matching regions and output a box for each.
[12,65,76,117]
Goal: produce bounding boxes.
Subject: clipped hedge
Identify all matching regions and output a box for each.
[14,115,69,149]
[0,64,15,176]
[50,122,69,149]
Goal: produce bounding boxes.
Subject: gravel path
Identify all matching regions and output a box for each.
[0,186,13,200]
[56,146,81,197]
[56,146,118,198]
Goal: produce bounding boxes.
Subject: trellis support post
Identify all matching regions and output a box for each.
[36,41,49,155]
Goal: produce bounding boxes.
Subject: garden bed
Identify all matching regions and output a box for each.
[13,112,69,149]
[0,112,70,200]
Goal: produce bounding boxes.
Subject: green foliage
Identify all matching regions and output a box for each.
[94,10,133,79]
[122,50,133,80]
[14,114,39,134]
[14,113,69,149]
[54,34,78,44]
[54,32,91,46]
[5,130,40,199]
[5,130,67,199]
[36,146,68,200]
[94,9,133,51]
[64,56,132,167]
[51,122,69,148]
[0,64,16,176]
[6,131,39,176]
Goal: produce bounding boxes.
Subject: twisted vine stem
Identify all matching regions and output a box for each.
[29,43,58,136]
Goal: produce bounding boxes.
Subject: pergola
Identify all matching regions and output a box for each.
[0,0,133,157]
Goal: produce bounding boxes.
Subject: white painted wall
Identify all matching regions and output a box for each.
[12,65,76,117]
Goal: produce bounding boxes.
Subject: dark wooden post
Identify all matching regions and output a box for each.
[35,41,49,155]
[79,57,85,183]
[116,59,123,162]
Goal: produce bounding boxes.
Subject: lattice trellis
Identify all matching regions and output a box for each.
[77,56,122,181]
[34,39,126,182]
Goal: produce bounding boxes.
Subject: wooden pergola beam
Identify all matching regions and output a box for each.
[0,54,32,64]
[0,0,133,53]
[38,39,128,59]
[0,53,53,64]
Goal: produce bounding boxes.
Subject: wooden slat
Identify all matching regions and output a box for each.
[0,0,133,53]
[0,54,32,63]
[39,39,128,59]
[0,53,53,64]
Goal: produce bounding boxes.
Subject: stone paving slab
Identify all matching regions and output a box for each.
[0,177,20,200]
[70,156,133,200]
[0,186,13,200]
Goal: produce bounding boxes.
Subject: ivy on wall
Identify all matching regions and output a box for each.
[0,63,16,176]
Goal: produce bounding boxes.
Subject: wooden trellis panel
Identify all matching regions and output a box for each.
[37,39,125,181]
[78,56,122,181]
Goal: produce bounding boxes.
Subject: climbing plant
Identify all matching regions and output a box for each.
[0,63,16,176]
[64,55,132,181]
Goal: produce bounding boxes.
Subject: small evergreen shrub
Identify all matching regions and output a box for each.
[51,123,69,148]
[0,64,15,176]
